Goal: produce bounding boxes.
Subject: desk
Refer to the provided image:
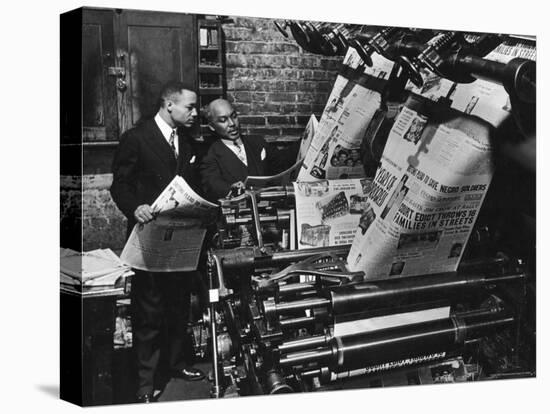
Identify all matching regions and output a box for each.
[60,282,131,406]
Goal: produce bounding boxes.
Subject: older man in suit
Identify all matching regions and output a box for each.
[110,81,205,403]
[200,99,279,202]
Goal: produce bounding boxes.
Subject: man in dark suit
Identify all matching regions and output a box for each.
[200,99,278,202]
[110,82,205,403]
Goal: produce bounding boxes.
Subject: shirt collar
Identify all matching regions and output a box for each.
[221,137,243,147]
[154,113,176,141]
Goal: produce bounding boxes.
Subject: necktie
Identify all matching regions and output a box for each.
[234,141,247,165]
[169,129,178,158]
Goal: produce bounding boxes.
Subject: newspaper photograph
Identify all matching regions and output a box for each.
[298,49,394,181]
[347,93,495,279]
[121,175,218,272]
[293,178,372,249]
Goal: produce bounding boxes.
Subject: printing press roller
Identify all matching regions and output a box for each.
[223,209,291,226]
[263,269,526,323]
[278,309,514,373]
[210,245,509,279]
[210,244,352,275]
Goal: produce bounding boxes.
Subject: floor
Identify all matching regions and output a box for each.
[112,350,214,405]
[155,361,212,402]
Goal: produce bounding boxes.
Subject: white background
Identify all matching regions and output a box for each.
[0,0,546,412]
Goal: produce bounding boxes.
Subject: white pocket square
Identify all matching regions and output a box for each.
[261,148,266,161]
[190,155,196,164]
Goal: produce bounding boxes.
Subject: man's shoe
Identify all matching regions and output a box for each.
[137,393,155,403]
[171,367,206,381]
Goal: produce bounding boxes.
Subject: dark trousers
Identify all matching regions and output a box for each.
[131,270,195,396]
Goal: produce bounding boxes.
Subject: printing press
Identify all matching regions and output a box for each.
[216,186,297,251]
[190,26,536,398]
[192,189,535,397]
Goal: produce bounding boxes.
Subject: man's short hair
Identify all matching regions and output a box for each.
[205,98,231,123]
[158,81,188,108]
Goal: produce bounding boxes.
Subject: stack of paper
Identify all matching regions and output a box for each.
[60,248,134,289]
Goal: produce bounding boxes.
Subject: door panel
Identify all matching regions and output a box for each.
[76,8,200,174]
[82,9,117,141]
[116,10,197,132]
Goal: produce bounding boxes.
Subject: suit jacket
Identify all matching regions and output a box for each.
[110,118,200,237]
[200,135,272,202]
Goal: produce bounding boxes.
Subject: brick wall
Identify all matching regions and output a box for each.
[60,175,82,250]
[61,175,127,252]
[223,17,342,142]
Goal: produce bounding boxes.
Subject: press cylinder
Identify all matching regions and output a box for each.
[265,271,524,320]
[264,370,293,394]
[278,282,317,297]
[278,333,331,354]
[278,316,315,330]
[457,57,535,103]
[263,297,330,320]
[253,245,351,269]
[226,213,290,226]
[328,272,525,316]
[278,347,335,368]
[279,312,514,371]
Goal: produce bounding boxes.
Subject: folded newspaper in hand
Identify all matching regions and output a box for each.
[120,176,218,272]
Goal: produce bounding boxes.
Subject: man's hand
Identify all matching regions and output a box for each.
[134,204,154,224]
[228,181,246,197]
[230,181,245,191]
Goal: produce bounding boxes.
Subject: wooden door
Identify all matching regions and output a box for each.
[78,8,199,174]
[114,9,198,133]
[82,8,118,142]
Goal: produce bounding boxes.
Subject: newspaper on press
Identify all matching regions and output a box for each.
[405,38,536,128]
[297,49,394,181]
[244,157,304,189]
[293,178,372,249]
[120,176,217,272]
[347,40,534,279]
[244,114,318,189]
[296,114,318,162]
